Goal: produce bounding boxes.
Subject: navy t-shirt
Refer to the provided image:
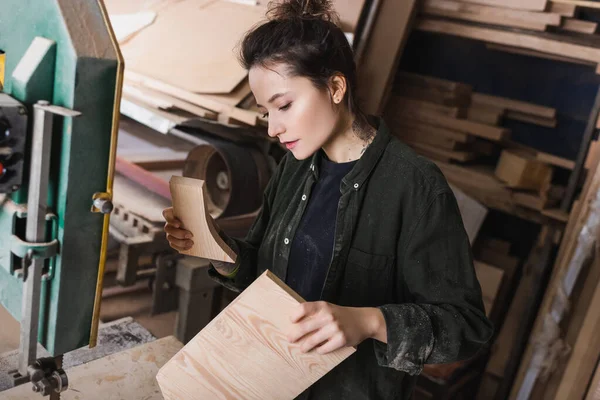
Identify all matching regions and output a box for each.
[285,152,357,302]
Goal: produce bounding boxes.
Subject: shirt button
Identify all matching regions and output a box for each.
[302,194,307,201]
[284,238,290,245]
[354,183,359,189]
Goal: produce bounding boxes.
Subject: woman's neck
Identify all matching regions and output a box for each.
[322,115,376,163]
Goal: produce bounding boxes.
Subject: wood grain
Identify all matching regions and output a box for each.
[2,336,183,400]
[169,176,237,263]
[472,93,556,119]
[156,271,356,399]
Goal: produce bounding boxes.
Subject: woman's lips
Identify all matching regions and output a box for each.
[285,140,299,150]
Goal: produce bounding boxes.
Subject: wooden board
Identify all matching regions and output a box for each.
[586,361,600,400]
[407,140,478,162]
[394,119,474,143]
[486,43,597,66]
[125,71,259,126]
[357,0,417,115]
[392,102,510,141]
[422,3,548,31]
[561,18,598,34]
[424,0,560,25]
[417,18,600,66]
[452,0,548,11]
[549,2,578,16]
[505,110,557,128]
[473,93,556,119]
[156,271,356,399]
[554,279,600,400]
[394,126,463,150]
[169,176,237,263]
[2,336,183,400]
[120,0,264,94]
[495,149,553,191]
[394,96,467,118]
[474,261,504,316]
[468,104,505,125]
[449,183,488,244]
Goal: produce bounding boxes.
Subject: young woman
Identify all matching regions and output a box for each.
[163,0,493,398]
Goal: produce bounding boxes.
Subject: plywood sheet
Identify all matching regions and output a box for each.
[121,0,264,94]
[2,336,183,400]
[157,271,355,399]
[169,176,237,263]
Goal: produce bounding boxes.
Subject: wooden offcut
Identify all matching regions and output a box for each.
[156,271,356,400]
[561,18,598,34]
[416,18,600,67]
[451,0,548,11]
[495,149,553,191]
[472,93,556,119]
[169,176,237,263]
[474,261,504,316]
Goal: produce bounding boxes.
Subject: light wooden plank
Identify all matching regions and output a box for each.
[424,0,561,24]
[394,96,467,118]
[474,261,504,316]
[452,0,548,11]
[392,118,474,143]
[473,93,556,119]
[156,271,355,399]
[169,176,237,263]
[396,71,473,95]
[2,337,183,400]
[562,18,599,34]
[394,127,463,149]
[467,104,505,125]
[586,140,600,170]
[506,110,557,128]
[422,5,548,31]
[550,2,578,16]
[536,152,575,170]
[554,280,600,400]
[406,140,478,162]
[495,149,553,191]
[486,43,596,66]
[585,361,600,400]
[551,0,600,9]
[393,102,510,141]
[125,71,259,126]
[450,184,488,245]
[541,208,570,222]
[416,18,600,66]
[358,0,417,115]
[120,0,264,93]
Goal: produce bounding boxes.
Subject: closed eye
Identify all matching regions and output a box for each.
[279,102,292,111]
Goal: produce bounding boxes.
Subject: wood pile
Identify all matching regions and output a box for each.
[384,71,576,224]
[416,0,600,73]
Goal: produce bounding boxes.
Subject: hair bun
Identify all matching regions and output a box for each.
[267,0,338,23]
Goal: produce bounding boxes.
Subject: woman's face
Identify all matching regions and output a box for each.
[250,63,342,160]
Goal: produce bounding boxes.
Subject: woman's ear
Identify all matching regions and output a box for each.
[328,74,347,105]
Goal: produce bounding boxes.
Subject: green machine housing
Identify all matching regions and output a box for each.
[0,0,119,355]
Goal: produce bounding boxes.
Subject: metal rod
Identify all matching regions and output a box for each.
[18,100,54,376]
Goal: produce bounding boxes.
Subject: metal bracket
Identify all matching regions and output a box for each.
[91,191,113,214]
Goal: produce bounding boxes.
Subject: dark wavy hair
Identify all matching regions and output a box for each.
[239,0,370,137]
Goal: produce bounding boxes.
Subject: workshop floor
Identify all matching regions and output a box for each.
[0,304,19,354]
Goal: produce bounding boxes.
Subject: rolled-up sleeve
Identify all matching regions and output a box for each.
[374,190,494,375]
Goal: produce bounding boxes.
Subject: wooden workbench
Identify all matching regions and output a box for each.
[0,336,182,400]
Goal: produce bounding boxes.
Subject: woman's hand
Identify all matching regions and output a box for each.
[286,301,387,355]
[162,207,194,252]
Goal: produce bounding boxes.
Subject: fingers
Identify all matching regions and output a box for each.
[164,223,192,240]
[290,301,326,323]
[167,234,193,251]
[288,312,332,343]
[162,208,178,225]
[299,323,338,353]
[316,333,347,355]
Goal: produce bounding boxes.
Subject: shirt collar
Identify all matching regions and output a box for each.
[309,117,391,192]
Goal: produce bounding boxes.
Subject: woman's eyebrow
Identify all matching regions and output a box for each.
[257,91,289,108]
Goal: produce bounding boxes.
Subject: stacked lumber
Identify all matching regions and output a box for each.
[416,0,600,73]
[385,72,570,221]
[507,135,600,399]
[104,0,268,128]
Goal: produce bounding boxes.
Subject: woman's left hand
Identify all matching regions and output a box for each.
[286,301,386,355]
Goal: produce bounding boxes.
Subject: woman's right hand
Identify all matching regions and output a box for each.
[163,207,194,253]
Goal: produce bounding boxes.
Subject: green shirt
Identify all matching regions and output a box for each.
[210,117,493,399]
